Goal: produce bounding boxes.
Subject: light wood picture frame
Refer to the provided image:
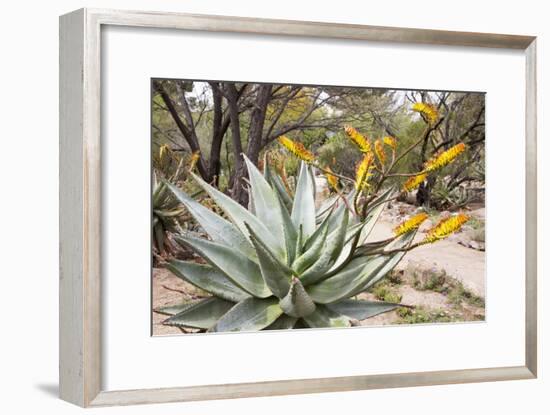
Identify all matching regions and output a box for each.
[59,8,537,408]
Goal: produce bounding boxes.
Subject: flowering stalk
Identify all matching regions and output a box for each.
[402,173,427,192]
[424,143,467,172]
[324,167,339,191]
[344,125,372,154]
[363,212,470,257]
[188,150,201,172]
[412,102,439,125]
[393,212,429,236]
[374,139,386,166]
[383,136,397,151]
[278,135,315,163]
[422,213,470,244]
[355,153,375,192]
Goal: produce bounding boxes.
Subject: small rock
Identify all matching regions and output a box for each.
[469,241,485,251]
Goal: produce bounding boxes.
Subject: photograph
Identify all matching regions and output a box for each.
[151,79,486,335]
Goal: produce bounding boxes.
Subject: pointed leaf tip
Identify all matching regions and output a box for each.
[279,277,316,318]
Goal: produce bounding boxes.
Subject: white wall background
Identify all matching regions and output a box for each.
[0,0,546,413]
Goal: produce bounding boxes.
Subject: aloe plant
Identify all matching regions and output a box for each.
[156,103,473,332]
[152,146,191,261]
[157,156,418,332]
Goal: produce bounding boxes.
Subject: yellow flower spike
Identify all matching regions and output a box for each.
[374,139,386,164]
[278,135,315,164]
[159,144,171,163]
[382,136,397,151]
[325,167,339,191]
[424,143,467,172]
[344,125,372,154]
[412,102,439,125]
[393,212,429,236]
[423,213,470,244]
[189,150,201,172]
[402,173,427,192]
[355,153,375,191]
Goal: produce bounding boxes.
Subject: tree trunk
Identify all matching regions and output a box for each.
[154,81,210,181]
[223,84,248,206]
[246,84,273,164]
[208,83,224,186]
[416,176,435,207]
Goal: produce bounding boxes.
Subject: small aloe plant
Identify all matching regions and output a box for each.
[157,103,470,332]
[152,149,186,259]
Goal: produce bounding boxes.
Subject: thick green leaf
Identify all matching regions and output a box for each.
[358,196,388,244]
[155,300,199,316]
[293,319,310,329]
[325,197,347,234]
[264,158,293,212]
[303,204,333,251]
[191,173,284,258]
[307,256,387,304]
[273,174,294,212]
[152,180,168,206]
[328,208,350,260]
[348,231,417,298]
[246,223,292,298]
[211,297,284,332]
[154,222,166,253]
[327,300,399,320]
[279,277,316,318]
[164,297,234,329]
[243,155,285,243]
[291,163,316,239]
[293,218,329,274]
[295,225,304,259]
[309,232,416,304]
[360,234,416,292]
[265,314,298,330]
[364,186,396,217]
[303,305,351,328]
[329,199,387,271]
[165,182,256,259]
[175,234,271,298]
[300,209,350,286]
[316,193,339,222]
[166,260,251,303]
[258,160,298,265]
[277,192,298,265]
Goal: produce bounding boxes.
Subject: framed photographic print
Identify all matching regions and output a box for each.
[59,8,537,407]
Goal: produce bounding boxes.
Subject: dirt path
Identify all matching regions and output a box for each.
[368,220,485,296]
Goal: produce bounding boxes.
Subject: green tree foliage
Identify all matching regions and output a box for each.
[152,81,484,210]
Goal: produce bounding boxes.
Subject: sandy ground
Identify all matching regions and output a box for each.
[368,218,485,296]
[152,268,208,335]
